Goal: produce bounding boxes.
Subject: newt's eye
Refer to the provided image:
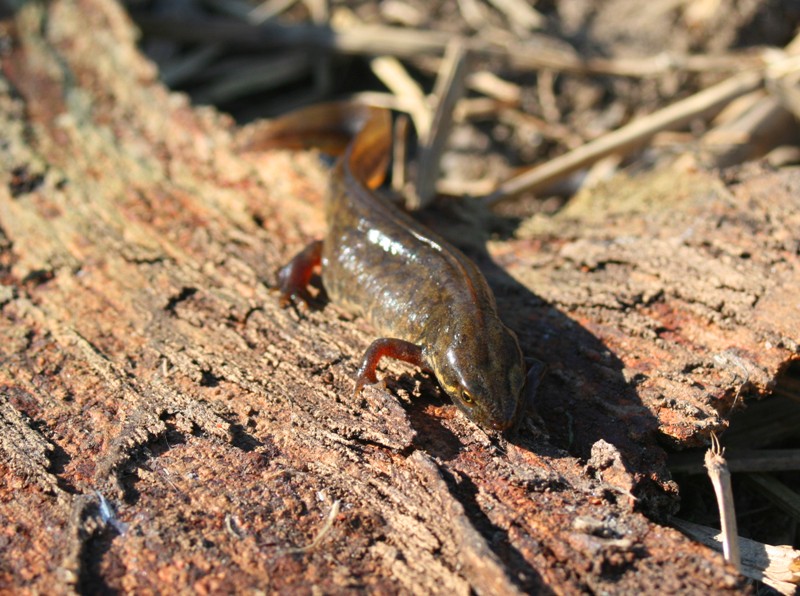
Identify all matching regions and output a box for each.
[460,388,475,406]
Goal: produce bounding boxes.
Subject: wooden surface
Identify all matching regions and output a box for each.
[1,0,797,593]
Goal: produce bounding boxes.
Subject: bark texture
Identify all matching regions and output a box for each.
[1,1,796,593]
[507,163,800,455]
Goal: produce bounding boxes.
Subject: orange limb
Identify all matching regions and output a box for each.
[277,240,323,308]
[355,338,427,395]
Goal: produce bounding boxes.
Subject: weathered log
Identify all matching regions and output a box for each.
[2,0,796,593]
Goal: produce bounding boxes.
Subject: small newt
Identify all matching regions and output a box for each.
[248,103,541,431]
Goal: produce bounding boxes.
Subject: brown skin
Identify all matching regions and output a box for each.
[254,103,530,430]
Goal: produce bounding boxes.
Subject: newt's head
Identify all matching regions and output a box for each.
[430,319,528,431]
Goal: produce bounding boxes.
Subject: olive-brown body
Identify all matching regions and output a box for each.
[262,103,530,430]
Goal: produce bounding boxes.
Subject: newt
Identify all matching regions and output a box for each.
[247,102,541,431]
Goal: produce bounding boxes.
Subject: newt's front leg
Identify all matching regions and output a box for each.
[355,338,429,396]
[277,240,323,308]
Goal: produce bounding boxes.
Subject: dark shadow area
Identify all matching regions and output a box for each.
[77,531,120,596]
[267,151,672,516]
[2,385,81,495]
[227,421,264,452]
[116,422,188,507]
[442,466,555,594]
[416,198,673,516]
[670,361,800,552]
[47,440,80,496]
[116,409,265,506]
[75,496,121,596]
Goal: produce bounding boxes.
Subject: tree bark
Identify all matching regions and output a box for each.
[1,1,796,593]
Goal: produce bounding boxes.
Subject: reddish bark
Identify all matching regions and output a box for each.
[2,1,795,593]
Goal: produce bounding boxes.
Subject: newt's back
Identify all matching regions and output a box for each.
[252,102,532,431]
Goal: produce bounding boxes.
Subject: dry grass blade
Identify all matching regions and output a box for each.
[466,71,521,105]
[303,0,333,99]
[503,45,765,77]
[286,500,341,554]
[699,95,796,168]
[669,448,800,474]
[722,395,800,450]
[160,45,222,87]
[581,154,622,190]
[370,56,431,139]
[486,0,545,32]
[673,518,800,595]
[193,53,312,104]
[303,0,328,22]
[700,35,800,167]
[202,0,299,22]
[744,473,800,521]
[436,177,497,197]
[499,108,584,148]
[767,68,800,120]
[251,0,301,22]
[392,113,409,192]
[705,433,740,570]
[483,69,764,205]
[774,372,800,403]
[454,97,508,123]
[379,1,425,27]
[413,38,470,208]
[159,0,315,97]
[537,68,561,123]
[133,15,454,57]
[456,0,488,31]
[132,14,763,78]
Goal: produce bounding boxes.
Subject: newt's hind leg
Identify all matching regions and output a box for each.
[277,240,323,308]
[354,338,428,396]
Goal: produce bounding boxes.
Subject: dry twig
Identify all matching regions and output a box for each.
[673,518,800,595]
[466,71,521,105]
[132,14,766,77]
[483,69,764,204]
[392,113,409,192]
[699,33,800,168]
[670,448,800,474]
[744,473,800,522]
[370,55,431,140]
[286,499,341,554]
[413,38,471,208]
[485,0,545,32]
[705,433,740,569]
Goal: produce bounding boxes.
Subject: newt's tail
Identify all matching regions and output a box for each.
[242,102,392,190]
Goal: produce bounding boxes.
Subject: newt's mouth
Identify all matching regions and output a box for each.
[487,417,514,432]
[453,399,514,432]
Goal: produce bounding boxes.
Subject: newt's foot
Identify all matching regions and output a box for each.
[354,374,386,397]
[276,240,323,310]
[276,281,316,310]
[353,338,426,397]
